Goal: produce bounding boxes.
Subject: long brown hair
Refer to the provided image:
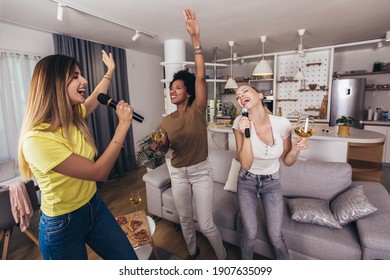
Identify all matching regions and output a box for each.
[18,54,97,179]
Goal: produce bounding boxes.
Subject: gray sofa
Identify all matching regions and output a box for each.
[143,148,390,259]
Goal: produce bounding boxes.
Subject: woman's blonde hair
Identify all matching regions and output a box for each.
[236,84,273,114]
[18,54,97,179]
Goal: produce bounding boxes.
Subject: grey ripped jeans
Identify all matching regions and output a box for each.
[237,168,289,260]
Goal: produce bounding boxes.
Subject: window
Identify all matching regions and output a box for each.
[0,52,41,168]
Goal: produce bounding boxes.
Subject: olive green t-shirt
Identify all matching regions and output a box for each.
[161,103,208,168]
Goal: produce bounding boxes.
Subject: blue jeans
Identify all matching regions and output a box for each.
[39,192,138,260]
[237,169,289,260]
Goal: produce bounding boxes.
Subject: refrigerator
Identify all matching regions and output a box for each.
[330,78,366,129]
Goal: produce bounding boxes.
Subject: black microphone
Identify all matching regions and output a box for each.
[241,108,250,138]
[97,93,144,123]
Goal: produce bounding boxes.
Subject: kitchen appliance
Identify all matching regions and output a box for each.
[330,78,366,128]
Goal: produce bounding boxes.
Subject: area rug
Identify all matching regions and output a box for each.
[149,247,182,260]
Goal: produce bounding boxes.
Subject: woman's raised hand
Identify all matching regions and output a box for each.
[183,8,200,37]
[101,50,115,73]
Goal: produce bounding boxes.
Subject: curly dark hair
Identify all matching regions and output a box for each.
[169,70,196,105]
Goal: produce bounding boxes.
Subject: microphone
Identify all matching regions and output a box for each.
[97,93,144,123]
[241,108,250,138]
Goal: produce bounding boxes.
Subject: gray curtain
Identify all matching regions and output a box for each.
[53,34,137,180]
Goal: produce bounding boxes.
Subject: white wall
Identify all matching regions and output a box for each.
[125,49,165,150]
[0,22,164,155]
[0,22,54,55]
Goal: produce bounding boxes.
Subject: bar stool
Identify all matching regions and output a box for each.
[0,180,39,260]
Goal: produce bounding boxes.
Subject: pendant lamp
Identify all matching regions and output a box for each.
[297,29,305,57]
[252,36,273,77]
[225,41,238,90]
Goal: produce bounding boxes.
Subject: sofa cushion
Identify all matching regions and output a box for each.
[209,149,235,185]
[213,182,239,230]
[280,160,352,200]
[331,185,377,226]
[286,198,341,228]
[223,158,241,193]
[162,182,239,231]
[282,203,362,259]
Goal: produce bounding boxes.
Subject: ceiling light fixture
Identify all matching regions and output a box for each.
[252,36,273,77]
[386,31,390,42]
[57,2,65,21]
[132,30,141,41]
[50,0,156,39]
[298,29,305,57]
[225,41,238,90]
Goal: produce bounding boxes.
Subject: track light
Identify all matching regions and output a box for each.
[57,3,65,21]
[132,30,141,41]
[298,29,305,57]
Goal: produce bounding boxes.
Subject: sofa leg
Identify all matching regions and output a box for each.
[173,223,181,232]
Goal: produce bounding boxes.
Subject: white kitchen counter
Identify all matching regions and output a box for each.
[207,122,386,162]
[363,121,390,126]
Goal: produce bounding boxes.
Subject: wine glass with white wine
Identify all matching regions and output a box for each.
[293,114,314,160]
[129,191,142,216]
[150,123,164,156]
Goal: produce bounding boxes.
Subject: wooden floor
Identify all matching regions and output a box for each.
[3,165,390,260]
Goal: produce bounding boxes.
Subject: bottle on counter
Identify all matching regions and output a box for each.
[277,107,283,116]
[383,110,388,122]
[374,107,382,121]
[367,106,373,121]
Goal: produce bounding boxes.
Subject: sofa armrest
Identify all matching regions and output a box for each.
[142,163,171,218]
[142,163,171,189]
[353,182,390,259]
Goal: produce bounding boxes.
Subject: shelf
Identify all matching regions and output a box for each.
[306,62,322,67]
[248,79,273,83]
[333,70,390,77]
[275,98,298,102]
[298,89,328,92]
[348,159,382,173]
[365,88,390,92]
[161,78,227,83]
[160,61,228,68]
[304,108,321,111]
[277,80,298,83]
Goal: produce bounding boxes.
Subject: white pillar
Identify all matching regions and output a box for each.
[164,39,186,114]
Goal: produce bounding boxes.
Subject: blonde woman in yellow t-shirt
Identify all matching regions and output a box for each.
[18,51,137,260]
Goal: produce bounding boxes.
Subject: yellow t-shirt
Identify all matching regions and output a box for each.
[22,105,96,217]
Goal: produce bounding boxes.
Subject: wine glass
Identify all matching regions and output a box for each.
[294,114,315,138]
[129,191,142,216]
[293,114,314,160]
[150,123,164,156]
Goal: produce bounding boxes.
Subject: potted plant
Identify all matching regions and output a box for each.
[136,135,165,171]
[228,104,238,123]
[336,116,355,137]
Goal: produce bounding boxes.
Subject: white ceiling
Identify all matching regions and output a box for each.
[1,0,390,61]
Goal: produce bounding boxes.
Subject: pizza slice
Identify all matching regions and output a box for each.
[116,215,128,226]
[132,229,149,242]
[129,219,143,232]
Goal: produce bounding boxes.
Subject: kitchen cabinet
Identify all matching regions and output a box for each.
[347,142,384,182]
[364,125,390,163]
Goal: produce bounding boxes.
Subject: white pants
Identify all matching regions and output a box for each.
[170,158,226,259]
